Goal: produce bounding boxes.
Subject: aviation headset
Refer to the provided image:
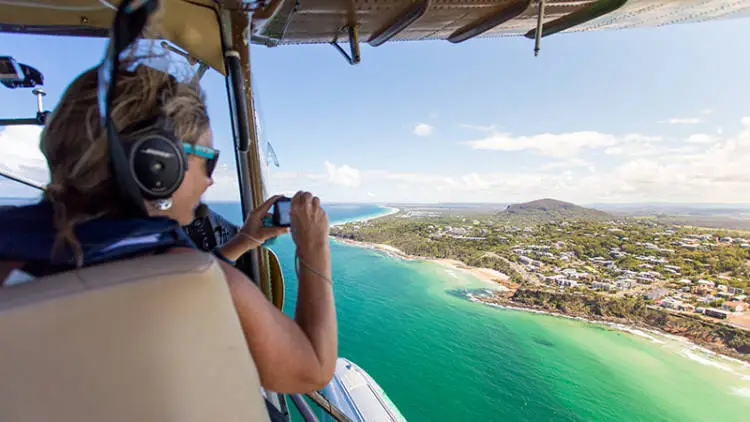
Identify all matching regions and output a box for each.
[98,0,186,215]
[120,117,186,201]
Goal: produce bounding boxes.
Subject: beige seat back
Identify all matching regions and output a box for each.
[0,252,271,422]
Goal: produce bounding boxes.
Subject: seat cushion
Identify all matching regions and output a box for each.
[0,251,270,422]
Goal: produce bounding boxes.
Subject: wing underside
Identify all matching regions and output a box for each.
[256,0,750,46]
[1,0,748,72]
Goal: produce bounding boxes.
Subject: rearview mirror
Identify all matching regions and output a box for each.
[0,56,44,89]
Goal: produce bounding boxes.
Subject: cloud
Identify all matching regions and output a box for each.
[459,124,496,132]
[0,126,48,185]
[460,129,661,158]
[605,116,750,200]
[539,158,593,171]
[324,161,360,187]
[686,134,717,144]
[702,109,713,115]
[413,123,434,137]
[208,116,750,204]
[660,117,702,124]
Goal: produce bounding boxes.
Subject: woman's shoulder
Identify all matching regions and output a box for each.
[164,247,248,280]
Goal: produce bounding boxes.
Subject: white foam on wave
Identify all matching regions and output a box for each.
[731,387,750,398]
[444,269,458,279]
[330,207,400,227]
[682,350,734,373]
[612,325,665,344]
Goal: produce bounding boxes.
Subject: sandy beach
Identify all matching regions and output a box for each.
[330,221,750,366]
[333,237,512,289]
[330,206,400,227]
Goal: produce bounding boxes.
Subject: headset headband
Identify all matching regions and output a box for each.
[97,0,160,217]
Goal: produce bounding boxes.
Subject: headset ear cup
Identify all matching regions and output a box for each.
[127,133,186,200]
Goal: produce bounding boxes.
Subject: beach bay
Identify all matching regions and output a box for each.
[212,202,750,421]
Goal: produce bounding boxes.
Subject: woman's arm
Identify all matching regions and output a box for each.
[218,191,336,393]
[220,257,335,393]
[218,195,288,262]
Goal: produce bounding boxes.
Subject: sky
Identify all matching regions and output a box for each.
[2,16,750,205]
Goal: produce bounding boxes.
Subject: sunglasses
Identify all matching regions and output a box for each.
[182,142,220,178]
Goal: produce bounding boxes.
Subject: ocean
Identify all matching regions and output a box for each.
[208,202,750,421]
[4,196,748,420]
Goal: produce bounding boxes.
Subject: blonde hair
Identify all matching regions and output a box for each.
[40,62,209,265]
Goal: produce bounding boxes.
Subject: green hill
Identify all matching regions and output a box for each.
[500,198,611,223]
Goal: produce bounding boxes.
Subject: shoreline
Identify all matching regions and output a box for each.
[332,236,512,289]
[330,206,400,228]
[330,234,750,366]
[473,296,750,367]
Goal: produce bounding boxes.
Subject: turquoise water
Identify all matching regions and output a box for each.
[200,203,750,420]
[5,197,747,419]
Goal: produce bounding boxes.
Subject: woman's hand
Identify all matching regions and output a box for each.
[218,195,289,262]
[238,194,290,247]
[290,191,329,256]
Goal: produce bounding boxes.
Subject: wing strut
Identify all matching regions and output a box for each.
[525,0,628,42]
[331,25,361,65]
[534,0,546,56]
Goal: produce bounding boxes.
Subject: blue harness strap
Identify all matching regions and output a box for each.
[0,201,198,277]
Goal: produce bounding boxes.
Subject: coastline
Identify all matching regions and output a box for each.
[330,206,400,227]
[473,295,750,367]
[332,236,512,289]
[330,230,750,366]
[328,206,512,287]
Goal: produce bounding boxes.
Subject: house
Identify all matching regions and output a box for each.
[519,256,535,265]
[592,281,613,291]
[555,279,578,288]
[660,298,696,312]
[615,279,636,290]
[660,297,681,310]
[704,308,730,319]
[728,287,744,295]
[682,300,698,312]
[645,288,669,301]
[697,279,715,288]
[722,301,747,312]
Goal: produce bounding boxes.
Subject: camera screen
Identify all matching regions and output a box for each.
[276,200,291,226]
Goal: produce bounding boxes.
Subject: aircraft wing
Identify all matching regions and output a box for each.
[255,0,750,46]
[1,0,749,73]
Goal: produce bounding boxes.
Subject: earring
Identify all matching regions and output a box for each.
[152,198,173,211]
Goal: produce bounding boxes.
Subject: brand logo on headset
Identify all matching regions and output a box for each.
[140,148,173,159]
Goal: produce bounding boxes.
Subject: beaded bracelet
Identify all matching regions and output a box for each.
[295,251,333,285]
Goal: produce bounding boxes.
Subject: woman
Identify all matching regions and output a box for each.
[0,64,337,394]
